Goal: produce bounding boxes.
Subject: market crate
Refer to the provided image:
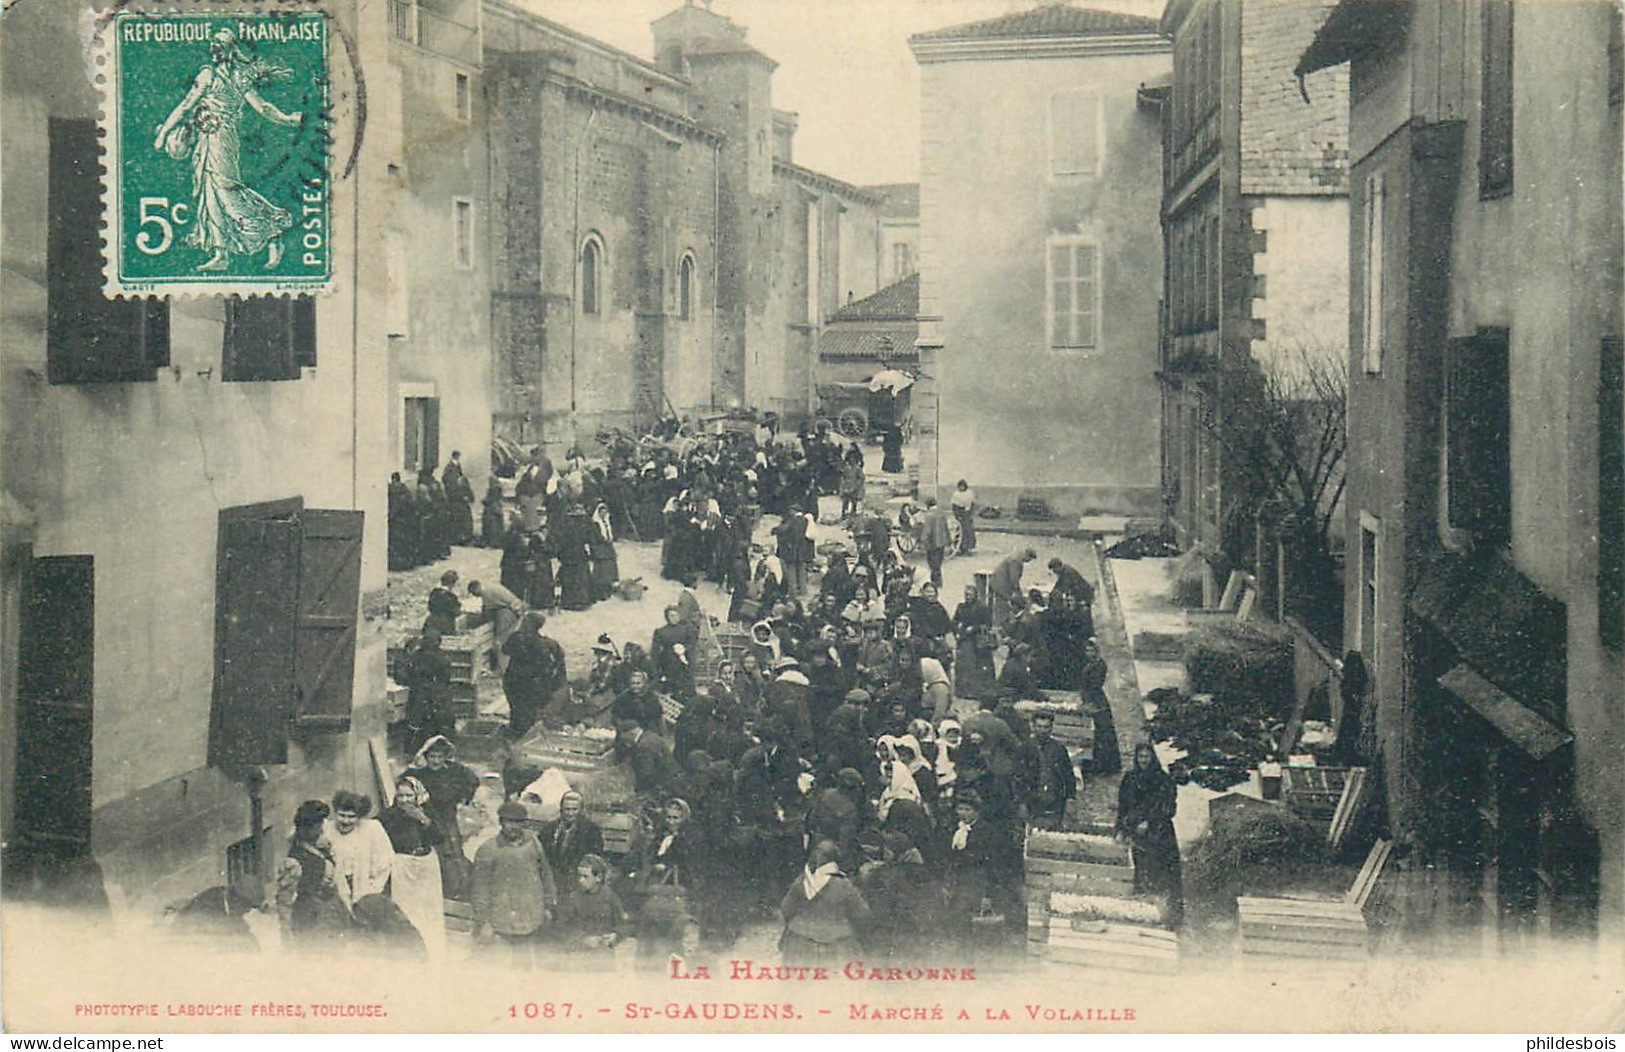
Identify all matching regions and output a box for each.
[1012,698,1093,748]
[1026,829,1133,866]
[387,624,491,691]
[512,730,617,774]
[1236,898,1370,960]
[385,682,409,725]
[590,810,639,857]
[1045,921,1179,974]
[1025,887,1051,949]
[452,715,509,762]
[1023,830,1135,896]
[1283,765,1361,821]
[1027,885,1167,958]
[444,898,475,937]
[1236,839,1391,964]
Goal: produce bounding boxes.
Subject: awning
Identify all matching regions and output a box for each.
[867,369,915,394]
[1295,0,1410,78]
[1438,664,1573,760]
[1408,548,1567,725]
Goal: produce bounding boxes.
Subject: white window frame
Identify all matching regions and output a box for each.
[1357,511,1381,664]
[1046,236,1101,351]
[1048,89,1105,178]
[398,381,437,475]
[893,242,911,281]
[1362,171,1386,374]
[580,232,606,316]
[454,72,471,122]
[452,198,474,270]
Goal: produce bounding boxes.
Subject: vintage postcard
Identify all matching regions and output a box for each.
[1,0,1621,1037]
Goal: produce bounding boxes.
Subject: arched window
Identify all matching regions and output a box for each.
[581,234,603,315]
[678,252,696,321]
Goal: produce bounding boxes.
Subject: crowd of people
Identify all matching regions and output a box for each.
[240,421,1183,968]
[387,451,477,571]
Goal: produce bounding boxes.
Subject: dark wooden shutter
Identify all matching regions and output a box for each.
[423,398,441,469]
[222,297,302,382]
[15,556,95,853]
[47,119,168,384]
[210,508,302,767]
[1480,0,1514,197]
[1600,335,1624,649]
[1447,327,1511,543]
[292,296,318,368]
[293,509,364,732]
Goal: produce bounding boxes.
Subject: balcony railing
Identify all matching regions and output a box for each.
[418,8,480,65]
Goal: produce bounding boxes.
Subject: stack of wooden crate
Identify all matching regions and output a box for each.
[1283,764,1358,824]
[386,621,492,718]
[513,729,616,774]
[1024,830,1179,974]
[1236,838,1392,964]
[589,809,639,859]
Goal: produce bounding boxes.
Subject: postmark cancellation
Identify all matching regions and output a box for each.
[100,6,332,297]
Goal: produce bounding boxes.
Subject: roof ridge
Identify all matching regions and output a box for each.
[911,2,1164,44]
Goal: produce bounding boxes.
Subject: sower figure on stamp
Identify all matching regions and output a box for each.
[152,28,302,271]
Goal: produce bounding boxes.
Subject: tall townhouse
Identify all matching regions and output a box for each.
[1299,0,1623,946]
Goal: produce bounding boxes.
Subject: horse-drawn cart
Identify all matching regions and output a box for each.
[815,370,914,439]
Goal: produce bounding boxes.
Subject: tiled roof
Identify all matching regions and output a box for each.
[830,274,919,322]
[912,3,1162,43]
[818,327,921,361]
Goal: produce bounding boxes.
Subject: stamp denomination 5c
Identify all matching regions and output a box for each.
[105,10,331,296]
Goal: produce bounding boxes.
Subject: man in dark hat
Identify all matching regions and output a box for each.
[918,497,953,589]
[470,800,558,965]
[1017,711,1078,831]
[616,716,682,799]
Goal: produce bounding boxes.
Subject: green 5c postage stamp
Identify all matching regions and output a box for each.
[104,9,331,296]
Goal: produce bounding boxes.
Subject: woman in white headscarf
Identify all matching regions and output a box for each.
[892,734,940,816]
[877,747,922,823]
[920,653,953,723]
[377,775,446,958]
[935,718,962,803]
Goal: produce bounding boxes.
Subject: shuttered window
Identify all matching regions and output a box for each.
[293,510,365,732]
[1480,0,1514,198]
[453,198,474,269]
[15,556,95,854]
[1446,327,1512,544]
[209,500,363,767]
[210,504,302,767]
[1050,90,1101,176]
[1049,239,1099,350]
[222,296,316,381]
[1600,336,1623,649]
[47,119,170,384]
